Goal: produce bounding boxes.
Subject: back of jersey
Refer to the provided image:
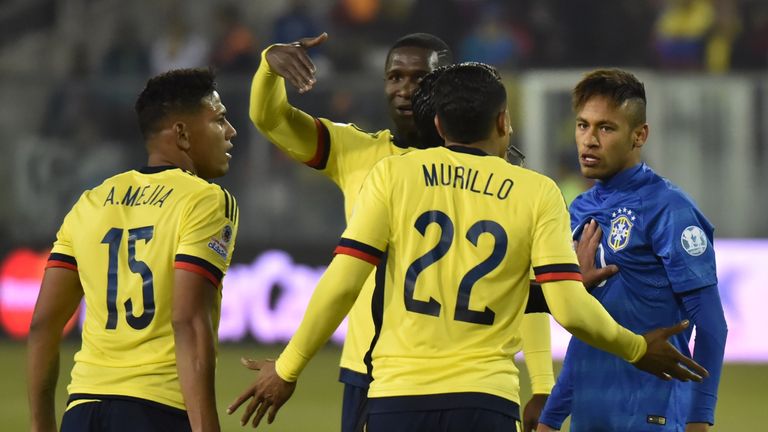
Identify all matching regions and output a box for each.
[340,146,579,406]
[48,166,238,410]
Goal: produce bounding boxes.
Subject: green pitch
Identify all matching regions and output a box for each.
[5,341,765,431]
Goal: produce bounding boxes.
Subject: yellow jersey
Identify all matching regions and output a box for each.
[337,146,580,408]
[47,166,239,410]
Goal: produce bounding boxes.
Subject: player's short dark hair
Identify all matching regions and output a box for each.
[572,69,647,127]
[412,65,450,149]
[385,33,453,68]
[432,62,506,144]
[135,68,217,138]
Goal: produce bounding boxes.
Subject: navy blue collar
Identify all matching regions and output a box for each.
[138,165,181,174]
[446,145,490,157]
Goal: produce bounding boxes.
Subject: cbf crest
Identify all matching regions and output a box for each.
[608,207,636,252]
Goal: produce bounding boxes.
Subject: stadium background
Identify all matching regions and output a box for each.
[1,0,767,430]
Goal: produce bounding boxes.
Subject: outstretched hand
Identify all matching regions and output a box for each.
[576,220,619,289]
[634,320,709,382]
[226,358,296,428]
[265,33,329,93]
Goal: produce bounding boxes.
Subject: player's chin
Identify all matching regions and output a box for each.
[579,165,602,180]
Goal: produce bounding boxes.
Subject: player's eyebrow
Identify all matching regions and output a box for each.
[576,116,618,127]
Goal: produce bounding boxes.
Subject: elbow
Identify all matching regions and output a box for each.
[547,301,578,331]
[249,106,270,132]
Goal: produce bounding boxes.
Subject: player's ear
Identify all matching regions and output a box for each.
[632,123,649,149]
[434,115,447,140]
[174,122,191,151]
[496,110,511,138]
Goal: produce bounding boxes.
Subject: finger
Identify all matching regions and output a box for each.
[583,219,597,238]
[240,357,264,370]
[676,354,709,379]
[667,362,702,382]
[227,389,254,414]
[282,67,309,92]
[298,32,328,49]
[589,223,603,247]
[596,265,619,279]
[240,397,260,426]
[267,403,281,424]
[296,52,318,77]
[662,320,690,338]
[252,400,270,428]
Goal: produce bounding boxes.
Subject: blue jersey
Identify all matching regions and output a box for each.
[540,163,720,431]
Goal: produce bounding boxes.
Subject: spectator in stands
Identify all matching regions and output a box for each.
[653,0,715,70]
[210,3,258,74]
[458,4,530,69]
[272,0,320,46]
[732,0,768,69]
[150,13,209,75]
[100,18,150,78]
[705,0,742,73]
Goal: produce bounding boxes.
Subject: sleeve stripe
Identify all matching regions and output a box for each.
[175,262,220,286]
[306,118,331,170]
[49,253,77,266]
[334,246,381,266]
[338,238,384,260]
[221,186,231,219]
[536,272,583,283]
[175,254,224,285]
[232,194,239,224]
[533,263,582,283]
[220,187,238,223]
[533,263,581,275]
[46,260,78,272]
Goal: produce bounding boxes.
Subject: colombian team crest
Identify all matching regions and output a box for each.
[608,207,636,252]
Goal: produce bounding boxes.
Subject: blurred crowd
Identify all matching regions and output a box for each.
[32,0,768,150]
[43,0,768,83]
[2,0,767,251]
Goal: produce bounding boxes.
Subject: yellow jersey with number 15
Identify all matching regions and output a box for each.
[47,166,239,411]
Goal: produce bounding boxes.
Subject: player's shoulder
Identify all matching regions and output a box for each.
[641,168,700,212]
[318,118,392,144]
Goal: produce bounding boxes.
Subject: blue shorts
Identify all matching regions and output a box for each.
[365,393,519,432]
[366,408,519,432]
[339,369,370,432]
[61,396,191,432]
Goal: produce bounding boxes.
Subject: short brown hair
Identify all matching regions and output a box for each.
[572,69,646,127]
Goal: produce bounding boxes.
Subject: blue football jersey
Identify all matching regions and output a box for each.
[542,163,718,431]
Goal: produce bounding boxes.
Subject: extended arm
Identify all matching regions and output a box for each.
[249,36,328,163]
[228,254,373,427]
[27,268,83,432]
[172,269,221,432]
[680,285,727,428]
[542,279,707,381]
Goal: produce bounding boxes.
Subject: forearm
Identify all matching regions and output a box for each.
[539,341,577,429]
[276,255,373,381]
[542,280,646,363]
[250,47,318,162]
[27,327,61,432]
[174,318,220,432]
[521,312,554,394]
[682,286,727,424]
[27,268,82,432]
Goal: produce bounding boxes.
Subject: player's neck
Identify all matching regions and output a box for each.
[444,140,499,158]
[146,152,195,175]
